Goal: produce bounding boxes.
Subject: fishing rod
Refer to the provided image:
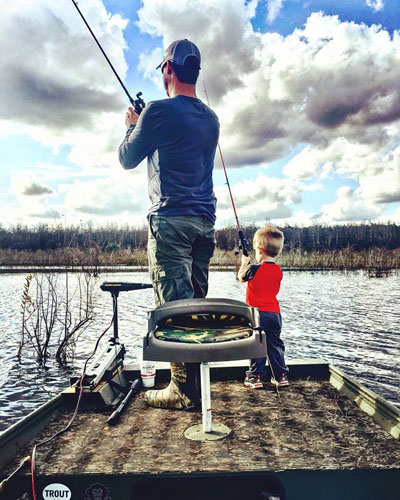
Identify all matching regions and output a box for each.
[71,0,145,115]
[201,75,249,257]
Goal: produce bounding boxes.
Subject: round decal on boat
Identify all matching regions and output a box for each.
[42,483,72,499]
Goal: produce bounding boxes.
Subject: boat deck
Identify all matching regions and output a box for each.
[7,378,400,476]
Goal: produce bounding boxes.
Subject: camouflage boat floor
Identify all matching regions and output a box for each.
[7,380,400,475]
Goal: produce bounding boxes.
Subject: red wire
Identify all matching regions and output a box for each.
[31,371,86,500]
[30,310,115,498]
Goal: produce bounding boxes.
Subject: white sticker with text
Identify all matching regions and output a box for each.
[42,483,72,499]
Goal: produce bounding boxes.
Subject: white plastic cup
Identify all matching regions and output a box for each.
[140,360,156,388]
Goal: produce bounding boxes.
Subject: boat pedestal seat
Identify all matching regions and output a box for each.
[143,298,267,440]
[143,298,266,363]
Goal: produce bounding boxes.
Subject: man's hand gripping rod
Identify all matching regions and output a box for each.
[71,0,145,115]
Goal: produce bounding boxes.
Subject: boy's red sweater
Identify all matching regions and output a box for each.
[243,262,282,313]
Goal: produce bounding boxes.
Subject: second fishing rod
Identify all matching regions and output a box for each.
[200,75,250,257]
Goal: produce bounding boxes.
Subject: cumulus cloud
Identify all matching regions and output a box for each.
[284,139,378,180]
[137,6,400,172]
[133,2,400,224]
[138,48,164,88]
[283,138,400,207]
[3,1,399,226]
[366,0,385,12]
[319,186,382,223]
[62,170,149,223]
[357,146,400,204]
[10,175,53,199]
[22,182,53,197]
[1,2,127,129]
[214,174,304,226]
[137,0,259,102]
[8,174,59,222]
[8,169,150,226]
[0,67,121,130]
[266,0,286,23]
[1,1,130,172]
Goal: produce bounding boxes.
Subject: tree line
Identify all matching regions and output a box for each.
[0,222,399,253]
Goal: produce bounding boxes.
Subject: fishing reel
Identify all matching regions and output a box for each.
[132,92,146,115]
[237,230,250,257]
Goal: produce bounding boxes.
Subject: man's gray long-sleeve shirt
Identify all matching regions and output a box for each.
[119,95,219,223]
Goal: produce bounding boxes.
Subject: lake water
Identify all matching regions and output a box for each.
[0,270,399,432]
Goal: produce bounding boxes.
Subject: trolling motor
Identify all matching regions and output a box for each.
[70,282,152,410]
[86,282,152,386]
[71,0,145,115]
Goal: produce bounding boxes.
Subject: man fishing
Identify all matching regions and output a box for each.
[119,39,220,410]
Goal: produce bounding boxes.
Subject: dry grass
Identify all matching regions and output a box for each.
[279,247,400,271]
[0,247,399,271]
[0,248,148,267]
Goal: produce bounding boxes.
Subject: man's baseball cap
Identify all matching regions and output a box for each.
[156,39,201,70]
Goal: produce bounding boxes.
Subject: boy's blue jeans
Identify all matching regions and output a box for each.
[247,311,288,379]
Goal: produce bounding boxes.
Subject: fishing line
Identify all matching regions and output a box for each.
[200,73,249,256]
[266,349,281,402]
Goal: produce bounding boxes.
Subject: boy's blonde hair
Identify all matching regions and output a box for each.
[253,224,284,257]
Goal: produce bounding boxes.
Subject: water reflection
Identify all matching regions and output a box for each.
[0,270,399,431]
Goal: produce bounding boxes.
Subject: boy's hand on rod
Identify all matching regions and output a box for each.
[241,254,251,266]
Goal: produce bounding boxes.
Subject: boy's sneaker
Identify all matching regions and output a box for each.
[244,374,264,389]
[271,373,289,387]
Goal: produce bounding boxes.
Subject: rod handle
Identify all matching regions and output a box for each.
[238,230,249,257]
[107,378,142,426]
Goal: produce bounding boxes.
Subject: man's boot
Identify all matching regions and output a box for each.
[144,362,200,410]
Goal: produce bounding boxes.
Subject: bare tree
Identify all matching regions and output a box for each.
[55,270,95,363]
[19,271,96,365]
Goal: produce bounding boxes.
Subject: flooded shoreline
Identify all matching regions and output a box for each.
[1,265,396,273]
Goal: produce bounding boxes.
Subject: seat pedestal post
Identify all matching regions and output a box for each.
[184,362,232,442]
[201,362,212,432]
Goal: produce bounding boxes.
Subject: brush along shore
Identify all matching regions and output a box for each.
[0,247,399,272]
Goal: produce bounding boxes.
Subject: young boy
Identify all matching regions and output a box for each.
[238,224,289,389]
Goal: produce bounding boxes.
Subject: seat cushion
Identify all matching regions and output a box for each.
[154,324,253,344]
[145,310,265,362]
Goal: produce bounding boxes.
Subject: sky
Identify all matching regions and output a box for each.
[1,0,399,229]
